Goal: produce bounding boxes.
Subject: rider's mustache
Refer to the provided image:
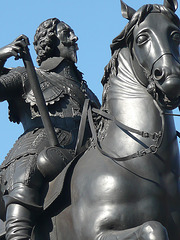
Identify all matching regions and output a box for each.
[62,41,77,46]
[61,41,79,51]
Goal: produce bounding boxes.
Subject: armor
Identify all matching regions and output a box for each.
[0,58,100,220]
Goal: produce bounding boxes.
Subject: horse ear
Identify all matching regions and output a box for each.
[120,0,136,20]
[163,0,178,12]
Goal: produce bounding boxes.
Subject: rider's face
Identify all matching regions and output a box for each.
[56,22,79,63]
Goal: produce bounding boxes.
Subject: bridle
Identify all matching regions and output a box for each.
[75,28,180,160]
[75,99,166,161]
[132,49,180,110]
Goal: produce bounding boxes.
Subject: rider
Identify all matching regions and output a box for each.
[0,18,100,240]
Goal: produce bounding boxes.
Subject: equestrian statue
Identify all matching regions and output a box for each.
[1,0,180,239]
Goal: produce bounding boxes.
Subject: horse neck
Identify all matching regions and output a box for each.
[99,48,179,174]
[104,47,162,132]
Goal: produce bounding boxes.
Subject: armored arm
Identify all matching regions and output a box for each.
[0,36,25,62]
[0,36,27,101]
[0,68,25,102]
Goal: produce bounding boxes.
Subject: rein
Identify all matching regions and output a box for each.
[163,112,180,138]
[76,99,165,161]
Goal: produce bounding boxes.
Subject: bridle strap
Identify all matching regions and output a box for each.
[88,106,155,161]
[163,112,180,138]
[75,99,90,155]
[87,100,164,162]
[92,108,161,141]
[75,98,165,161]
[164,112,180,117]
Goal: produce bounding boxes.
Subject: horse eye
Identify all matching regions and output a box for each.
[136,34,149,46]
[171,31,180,43]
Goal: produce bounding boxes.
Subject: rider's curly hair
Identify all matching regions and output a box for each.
[33,18,60,66]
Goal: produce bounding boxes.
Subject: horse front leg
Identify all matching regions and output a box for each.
[96,221,169,240]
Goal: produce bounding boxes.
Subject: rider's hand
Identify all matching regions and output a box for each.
[0,35,29,61]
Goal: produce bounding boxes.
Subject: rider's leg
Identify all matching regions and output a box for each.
[3,184,43,240]
[5,203,35,240]
[2,153,44,240]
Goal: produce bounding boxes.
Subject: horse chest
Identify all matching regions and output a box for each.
[92,161,165,204]
[73,148,179,228]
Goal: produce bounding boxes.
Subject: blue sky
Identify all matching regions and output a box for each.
[0,0,180,162]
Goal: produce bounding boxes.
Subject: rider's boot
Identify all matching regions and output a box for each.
[5,203,35,240]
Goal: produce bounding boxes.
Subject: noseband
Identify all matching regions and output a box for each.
[132,50,180,110]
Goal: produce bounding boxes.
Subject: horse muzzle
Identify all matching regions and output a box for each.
[151,55,180,108]
[160,76,180,99]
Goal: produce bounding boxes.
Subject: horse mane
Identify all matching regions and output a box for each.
[96,3,180,135]
[101,3,180,88]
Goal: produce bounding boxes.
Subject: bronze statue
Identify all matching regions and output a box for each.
[1,0,180,239]
[29,0,180,239]
[0,18,100,240]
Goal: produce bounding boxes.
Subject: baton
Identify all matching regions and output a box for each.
[21,36,60,147]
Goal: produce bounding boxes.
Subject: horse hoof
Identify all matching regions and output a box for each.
[138,221,169,240]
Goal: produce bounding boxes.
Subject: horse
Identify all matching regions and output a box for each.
[32,0,180,239]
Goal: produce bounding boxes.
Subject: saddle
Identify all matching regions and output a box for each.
[43,151,83,210]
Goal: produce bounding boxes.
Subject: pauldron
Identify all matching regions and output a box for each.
[5,65,99,123]
[23,69,88,117]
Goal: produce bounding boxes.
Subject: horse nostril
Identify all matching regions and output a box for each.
[154,68,165,81]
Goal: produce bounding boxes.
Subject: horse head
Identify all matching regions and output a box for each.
[112,0,180,109]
